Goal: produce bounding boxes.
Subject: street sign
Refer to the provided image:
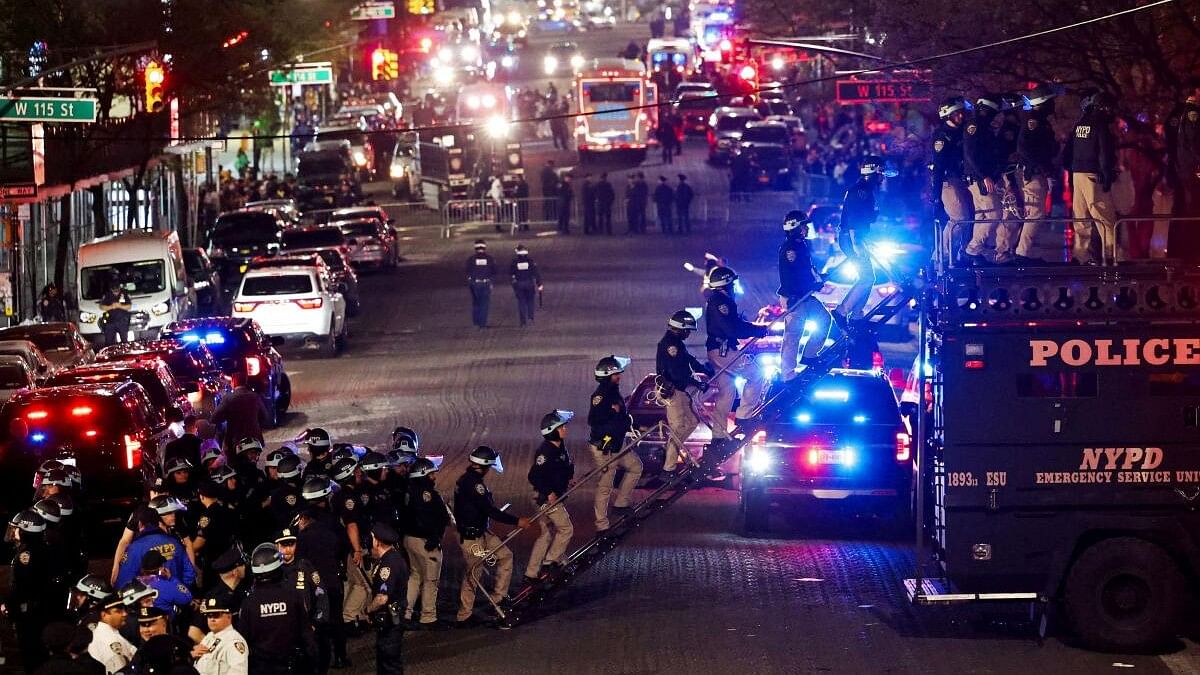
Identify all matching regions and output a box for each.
[268,66,334,86]
[351,1,396,19]
[0,96,98,123]
[835,80,932,104]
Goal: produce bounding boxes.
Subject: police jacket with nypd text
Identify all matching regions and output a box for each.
[239,577,317,665]
[962,112,1001,182]
[930,122,964,188]
[1063,110,1116,184]
[656,330,706,391]
[405,476,449,542]
[466,253,495,284]
[528,439,574,505]
[705,289,768,352]
[510,256,542,288]
[117,528,197,588]
[588,380,630,451]
[454,469,518,539]
[840,178,877,234]
[1017,110,1058,175]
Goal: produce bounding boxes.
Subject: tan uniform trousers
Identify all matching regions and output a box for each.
[342,554,370,623]
[457,532,513,621]
[707,347,763,438]
[663,388,698,471]
[1015,168,1048,258]
[965,180,1014,261]
[1071,172,1118,264]
[939,177,972,265]
[590,443,643,530]
[403,535,442,624]
[525,498,573,577]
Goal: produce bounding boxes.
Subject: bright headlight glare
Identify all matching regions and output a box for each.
[746,447,772,474]
[501,54,515,68]
[570,54,585,69]
[543,55,558,74]
[485,115,510,138]
[482,93,497,108]
[769,320,784,333]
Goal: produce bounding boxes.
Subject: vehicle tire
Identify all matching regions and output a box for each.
[319,328,338,359]
[740,490,769,535]
[276,374,292,415]
[347,298,361,317]
[335,325,348,354]
[1063,537,1185,652]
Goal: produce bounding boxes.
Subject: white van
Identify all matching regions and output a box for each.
[76,230,196,343]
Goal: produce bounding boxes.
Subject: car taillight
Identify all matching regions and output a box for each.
[84,430,98,438]
[294,298,323,310]
[895,432,911,462]
[233,301,259,313]
[124,434,143,469]
[245,356,263,377]
[26,410,48,420]
[71,406,92,416]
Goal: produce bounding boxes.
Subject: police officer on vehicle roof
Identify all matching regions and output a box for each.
[510,244,544,328]
[1172,88,1200,260]
[705,265,770,436]
[1063,90,1119,265]
[656,310,711,473]
[269,454,306,530]
[589,356,641,532]
[466,239,496,329]
[239,543,317,675]
[403,457,450,629]
[525,410,576,583]
[277,527,329,627]
[453,446,531,626]
[302,428,336,479]
[6,509,52,671]
[778,210,832,381]
[1014,84,1060,263]
[294,505,349,671]
[194,595,250,675]
[835,157,890,322]
[961,93,1010,265]
[931,96,973,262]
[367,523,407,674]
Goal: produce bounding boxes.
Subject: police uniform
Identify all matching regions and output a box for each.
[525,439,575,578]
[337,480,373,628]
[510,252,543,327]
[466,247,496,328]
[588,379,641,530]
[656,329,707,470]
[1015,108,1060,258]
[1063,106,1118,263]
[836,177,879,317]
[195,500,237,590]
[369,526,407,675]
[705,289,769,438]
[239,574,317,674]
[89,616,137,674]
[931,120,972,259]
[296,509,349,670]
[9,537,51,669]
[192,549,251,635]
[962,109,1011,262]
[1173,99,1200,259]
[143,572,193,618]
[403,477,449,625]
[195,597,250,675]
[453,469,517,621]
[777,233,828,379]
[268,478,304,531]
[303,450,337,480]
[281,551,328,625]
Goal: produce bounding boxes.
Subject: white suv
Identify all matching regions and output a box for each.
[232,266,347,357]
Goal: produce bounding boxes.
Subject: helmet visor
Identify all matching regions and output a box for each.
[491,455,504,474]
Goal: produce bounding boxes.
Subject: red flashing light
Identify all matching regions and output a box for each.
[964,360,986,370]
[806,448,820,466]
[124,434,143,470]
[419,37,433,52]
[84,430,98,438]
[245,356,263,377]
[371,48,387,66]
[26,410,48,420]
[71,406,93,416]
[895,432,911,462]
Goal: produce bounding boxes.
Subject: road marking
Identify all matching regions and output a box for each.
[1161,640,1200,675]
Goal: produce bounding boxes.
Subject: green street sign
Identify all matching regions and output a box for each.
[268,66,334,86]
[0,96,97,123]
[351,2,396,19]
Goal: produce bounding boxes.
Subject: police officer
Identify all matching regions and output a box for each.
[367,524,407,674]
[194,596,250,675]
[69,574,114,629]
[278,528,329,628]
[588,356,641,532]
[525,410,576,583]
[360,451,397,531]
[510,244,543,327]
[6,509,51,671]
[962,93,1008,265]
[332,457,372,635]
[403,457,448,628]
[31,498,69,616]
[931,96,973,263]
[778,211,831,381]
[706,266,769,435]
[1063,91,1118,264]
[453,446,531,625]
[466,240,496,329]
[302,428,336,479]
[88,592,137,673]
[239,543,317,675]
[1173,92,1200,259]
[194,548,251,642]
[656,310,710,472]
[295,504,349,671]
[269,454,305,530]
[195,480,237,591]
[1014,84,1060,263]
[836,157,888,321]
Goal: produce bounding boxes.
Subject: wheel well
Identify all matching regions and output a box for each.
[1056,529,1194,597]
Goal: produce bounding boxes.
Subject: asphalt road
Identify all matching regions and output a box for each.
[260,129,1200,674]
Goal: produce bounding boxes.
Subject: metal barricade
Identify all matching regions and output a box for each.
[939,217,1081,269]
[1113,215,1200,263]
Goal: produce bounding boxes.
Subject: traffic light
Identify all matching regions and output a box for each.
[371,48,399,81]
[144,61,165,113]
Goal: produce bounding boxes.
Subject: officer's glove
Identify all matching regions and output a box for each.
[424,539,440,552]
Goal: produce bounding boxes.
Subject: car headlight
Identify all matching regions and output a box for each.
[746,446,772,474]
[543,55,558,74]
[433,65,454,86]
[151,301,171,316]
[352,150,368,166]
[482,94,496,108]
[438,47,454,62]
[501,54,515,68]
[79,311,97,324]
[570,54,585,69]
[485,115,510,139]
[466,95,481,110]
[390,164,405,179]
[460,45,478,62]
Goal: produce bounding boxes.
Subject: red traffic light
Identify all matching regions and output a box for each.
[371,48,387,66]
[738,64,757,81]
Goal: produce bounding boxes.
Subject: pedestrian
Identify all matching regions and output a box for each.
[453,446,531,626]
[675,174,693,234]
[777,211,832,381]
[588,356,641,532]
[365,524,407,674]
[632,172,649,233]
[931,97,972,262]
[402,458,449,629]
[88,593,136,674]
[8,510,52,672]
[524,411,576,585]
[1063,92,1119,264]
[99,281,132,346]
[653,176,675,234]
[211,383,269,454]
[656,311,710,472]
[510,244,543,327]
[466,240,495,329]
[38,283,66,323]
[540,160,559,221]
[193,596,250,675]
[582,174,597,234]
[596,173,615,234]
[239,544,317,675]
[624,175,639,234]
[1014,85,1060,263]
[557,173,574,234]
[705,266,769,439]
[514,174,530,231]
[835,156,888,323]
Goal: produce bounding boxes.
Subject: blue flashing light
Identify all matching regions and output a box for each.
[180,333,200,343]
[709,11,729,21]
[813,389,850,403]
[796,412,812,424]
[204,332,226,344]
[30,432,46,443]
[839,447,858,467]
[733,376,747,390]
[853,414,867,423]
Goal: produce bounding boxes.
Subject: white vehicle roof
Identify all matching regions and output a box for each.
[647,38,692,51]
[583,57,644,74]
[714,106,758,117]
[303,139,352,153]
[240,266,321,281]
[79,230,180,267]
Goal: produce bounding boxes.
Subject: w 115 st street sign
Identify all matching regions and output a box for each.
[835,80,932,104]
[0,96,98,123]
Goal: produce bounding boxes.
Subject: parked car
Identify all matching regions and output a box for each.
[242,199,302,227]
[674,92,721,135]
[183,248,224,314]
[0,340,57,383]
[95,339,231,416]
[207,210,285,299]
[281,227,347,254]
[44,360,195,423]
[247,252,360,317]
[707,107,761,163]
[312,125,376,182]
[0,355,36,403]
[764,114,808,153]
[735,121,795,190]
[296,147,359,209]
[334,217,399,270]
[160,318,291,426]
[389,138,420,200]
[0,323,94,370]
[232,264,348,357]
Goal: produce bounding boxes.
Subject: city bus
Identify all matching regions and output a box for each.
[574,58,657,164]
